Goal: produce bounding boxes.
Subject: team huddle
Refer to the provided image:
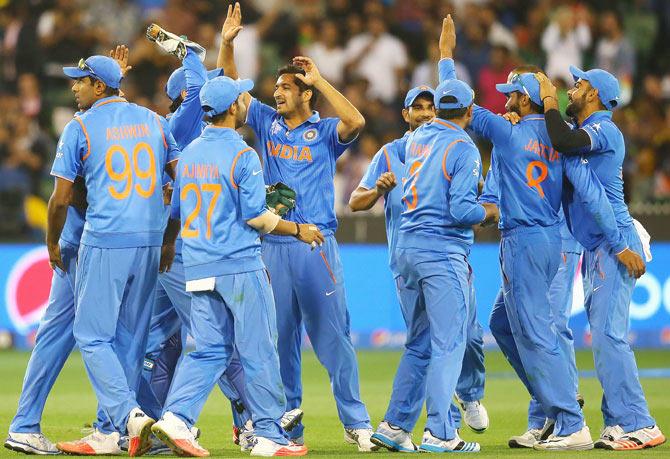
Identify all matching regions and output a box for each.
[3,3,667,457]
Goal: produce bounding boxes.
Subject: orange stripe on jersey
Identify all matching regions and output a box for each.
[441,139,466,181]
[74,116,91,161]
[95,97,127,108]
[382,146,392,172]
[153,113,168,149]
[320,252,337,284]
[230,147,254,190]
[434,118,457,129]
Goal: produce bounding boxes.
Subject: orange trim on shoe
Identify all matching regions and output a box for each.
[275,444,309,456]
[56,441,97,455]
[173,439,210,457]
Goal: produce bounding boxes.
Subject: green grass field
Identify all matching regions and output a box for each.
[1,349,668,458]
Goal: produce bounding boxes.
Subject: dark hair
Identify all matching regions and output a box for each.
[436,95,469,119]
[103,85,120,97]
[512,64,544,75]
[277,64,320,109]
[206,112,227,124]
[169,94,184,113]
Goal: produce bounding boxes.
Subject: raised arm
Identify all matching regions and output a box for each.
[292,56,365,143]
[218,2,251,107]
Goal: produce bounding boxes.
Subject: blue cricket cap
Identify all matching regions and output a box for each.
[495,72,542,106]
[434,79,474,110]
[569,65,620,110]
[200,76,254,116]
[165,67,226,101]
[63,56,123,89]
[404,85,435,108]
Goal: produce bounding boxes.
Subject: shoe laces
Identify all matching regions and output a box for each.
[601,425,624,441]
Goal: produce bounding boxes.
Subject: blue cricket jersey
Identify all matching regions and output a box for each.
[398,118,485,255]
[562,111,632,252]
[51,96,180,248]
[246,98,354,232]
[171,126,268,281]
[359,132,408,274]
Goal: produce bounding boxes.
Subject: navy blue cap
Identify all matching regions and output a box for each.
[404,85,435,108]
[200,76,254,116]
[166,67,226,101]
[63,56,123,89]
[569,65,620,110]
[495,73,542,106]
[434,79,474,110]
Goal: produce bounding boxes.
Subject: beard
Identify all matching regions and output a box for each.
[565,94,585,119]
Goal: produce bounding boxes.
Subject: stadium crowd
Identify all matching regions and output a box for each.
[1,0,670,239]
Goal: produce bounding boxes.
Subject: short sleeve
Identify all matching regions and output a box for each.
[233,148,267,221]
[359,147,389,190]
[581,122,608,153]
[321,117,354,160]
[170,171,181,220]
[446,142,486,225]
[51,118,86,182]
[158,116,180,164]
[246,97,276,137]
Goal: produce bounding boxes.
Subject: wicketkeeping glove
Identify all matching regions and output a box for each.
[265,182,296,217]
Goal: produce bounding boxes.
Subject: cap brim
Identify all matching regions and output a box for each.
[63,67,89,79]
[569,65,589,82]
[406,90,435,107]
[238,78,254,93]
[495,83,518,95]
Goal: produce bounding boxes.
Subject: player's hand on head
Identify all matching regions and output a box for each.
[297,223,324,248]
[159,243,176,273]
[616,248,646,279]
[502,112,521,125]
[535,73,557,103]
[439,14,456,58]
[109,45,132,76]
[47,243,65,272]
[221,2,243,44]
[375,172,397,193]
[292,56,321,86]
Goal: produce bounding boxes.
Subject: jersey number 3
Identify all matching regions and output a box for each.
[181,183,222,240]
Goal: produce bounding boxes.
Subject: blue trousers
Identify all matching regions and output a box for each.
[138,258,249,426]
[499,226,583,436]
[163,269,287,444]
[261,235,370,438]
[387,246,471,440]
[73,244,159,435]
[490,250,581,429]
[10,241,79,433]
[583,225,655,432]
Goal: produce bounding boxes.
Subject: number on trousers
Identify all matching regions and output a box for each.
[105,142,156,200]
[181,183,222,239]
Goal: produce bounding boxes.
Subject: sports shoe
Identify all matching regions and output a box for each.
[145,435,172,456]
[5,432,60,455]
[238,420,255,453]
[539,418,555,440]
[281,409,304,433]
[508,428,542,448]
[127,407,156,457]
[370,421,418,452]
[146,24,205,61]
[604,425,666,450]
[533,425,594,451]
[250,437,307,456]
[419,429,480,453]
[594,425,624,449]
[289,435,304,446]
[344,428,379,452]
[577,393,585,408]
[232,425,240,445]
[457,399,489,433]
[151,412,209,457]
[56,430,121,455]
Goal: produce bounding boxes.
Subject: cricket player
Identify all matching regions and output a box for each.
[140,28,255,445]
[47,55,180,456]
[385,76,496,453]
[348,86,489,449]
[4,48,132,456]
[150,75,322,457]
[437,15,593,450]
[218,3,375,450]
[537,69,666,450]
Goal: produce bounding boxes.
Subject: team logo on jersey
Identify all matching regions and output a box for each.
[303,129,318,142]
[270,120,282,135]
[5,247,52,333]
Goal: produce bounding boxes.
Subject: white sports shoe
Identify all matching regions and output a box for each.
[280,409,304,432]
[508,428,542,448]
[145,24,206,61]
[250,436,307,457]
[459,400,489,433]
[151,412,209,457]
[238,420,255,453]
[533,425,594,451]
[594,425,625,449]
[56,429,121,455]
[419,430,480,453]
[127,407,156,457]
[370,421,418,452]
[344,428,379,452]
[5,432,60,455]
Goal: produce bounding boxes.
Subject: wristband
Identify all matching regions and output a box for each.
[294,222,301,238]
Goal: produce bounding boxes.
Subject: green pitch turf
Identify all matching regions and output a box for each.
[1,349,668,458]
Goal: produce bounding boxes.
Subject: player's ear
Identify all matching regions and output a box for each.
[181,89,187,100]
[94,80,106,96]
[401,108,410,123]
[302,88,312,105]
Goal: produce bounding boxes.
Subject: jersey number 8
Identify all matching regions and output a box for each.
[105,142,157,200]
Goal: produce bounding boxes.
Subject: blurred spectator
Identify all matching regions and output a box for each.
[303,20,346,86]
[477,45,517,114]
[541,6,591,85]
[411,41,472,89]
[596,10,635,105]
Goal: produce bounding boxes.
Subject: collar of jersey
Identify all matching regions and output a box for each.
[90,96,127,109]
[277,110,321,130]
[202,125,241,139]
[432,118,464,132]
[580,110,612,127]
[520,113,545,122]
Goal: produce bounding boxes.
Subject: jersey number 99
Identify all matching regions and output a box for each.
[105,143,157,200]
